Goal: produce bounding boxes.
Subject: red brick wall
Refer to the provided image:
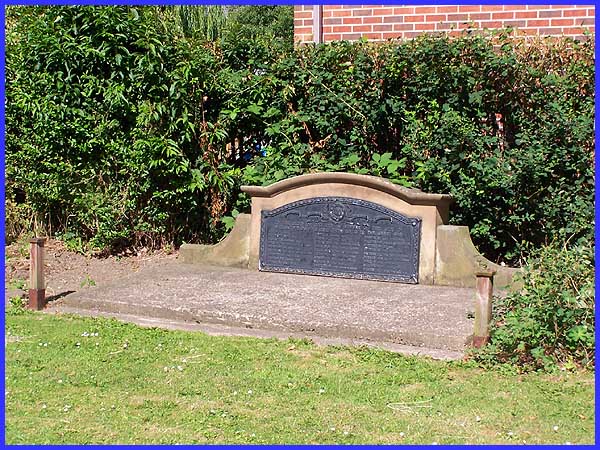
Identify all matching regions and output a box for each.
[294,5,595,42]
[294,5,316,42]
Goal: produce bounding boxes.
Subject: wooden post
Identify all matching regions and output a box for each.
[28,237,46,310]
[472,269,496,348]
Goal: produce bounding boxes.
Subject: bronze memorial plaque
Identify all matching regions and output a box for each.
[259,197,421,283]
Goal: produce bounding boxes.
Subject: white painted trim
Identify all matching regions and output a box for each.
[313,5,323,43]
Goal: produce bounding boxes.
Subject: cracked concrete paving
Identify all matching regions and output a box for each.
[46,262,477,360]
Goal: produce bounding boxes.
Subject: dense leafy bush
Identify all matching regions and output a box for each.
[224,5,294,51]
[6,6,594,264]
[234,35,594,264]
[6,6,239,249]
[151,5,293,48]
[472,243,595,371]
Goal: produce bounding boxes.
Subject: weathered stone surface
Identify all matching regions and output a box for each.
[473,270,495,347]
[47,261,477,353]
[180,213,251,267]
[242,172,454,207]
[46,308,465,360]
[435,225,520,289]
[242,172,453,285]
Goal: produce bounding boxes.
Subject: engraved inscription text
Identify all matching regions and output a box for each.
[259,197,421,283]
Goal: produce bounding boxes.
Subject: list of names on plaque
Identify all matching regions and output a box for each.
[259,197,421,283]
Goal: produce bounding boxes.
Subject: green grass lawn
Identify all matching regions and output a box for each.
[4,308,595,444]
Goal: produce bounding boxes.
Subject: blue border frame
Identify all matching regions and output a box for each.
[0,1,597,448]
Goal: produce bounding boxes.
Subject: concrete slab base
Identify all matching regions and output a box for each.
[46,306,465,360]
[46,262,477,360]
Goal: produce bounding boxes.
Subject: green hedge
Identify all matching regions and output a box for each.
[6,6,236,249]
[472,243,595,371]
[6,6,594,264]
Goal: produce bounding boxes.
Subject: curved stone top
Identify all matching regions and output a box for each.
[241,172,453,206]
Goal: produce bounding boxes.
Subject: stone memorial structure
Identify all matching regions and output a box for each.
[181,172,518,289]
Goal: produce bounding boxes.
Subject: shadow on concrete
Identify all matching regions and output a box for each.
[45,290,76,305]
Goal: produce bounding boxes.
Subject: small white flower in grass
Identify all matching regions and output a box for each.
[343,431,349,436]
[111,405,115,409]
[95,343,99,347]
[58,379,63,384]
[250,433,256,438]
[319,388,325,394]
[233,391,238,396]
[43,343,47,347]
[553,425,559,432]
[475,416,481,422]
[81,332,89,337]
[507,432,514,437]
[38,343,43,346]
[330,427,335,432]
[63,404,71,412]
[123,343,128,349]
[76,342,81,347]
[247,390,253,395]
[399,432,405,438]
[41,404,47,409]
[177,366,183,371]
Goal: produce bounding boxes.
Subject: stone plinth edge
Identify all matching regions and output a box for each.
[435,225,521,289]
[180,214,251,267]
[242,172,453,207]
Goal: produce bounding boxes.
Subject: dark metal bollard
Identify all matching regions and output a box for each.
[28,237,47,310]
[472,269,496,348]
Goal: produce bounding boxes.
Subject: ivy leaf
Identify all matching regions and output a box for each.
[247,103,262,115]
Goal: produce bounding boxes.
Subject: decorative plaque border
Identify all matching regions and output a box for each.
[259,196,421,283]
